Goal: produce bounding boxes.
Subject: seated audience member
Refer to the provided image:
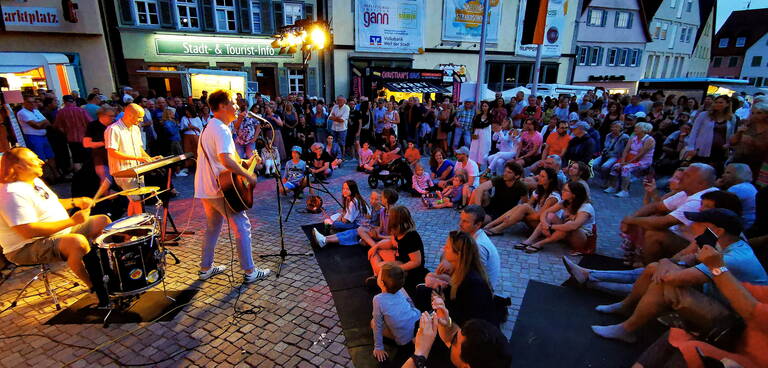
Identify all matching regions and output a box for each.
[717,163,757,229]
[591,209,767,344]
[429,148,455,188]
[522,154,568,189]
[324,134,343,169]
[484,119,519,176]
[605,122,655,198]
[454,147,480,188]
[371,262,421,363]
[315,180,370,236]
[358,141,375,172]
[564,189,745,297]
[366,206,427,294]
[633,245,768,368]
[514,118,543,168]
[260,142,280,176]
[542,120,570,158]
[280,146,307,196]
[314,191,381,248]
[358,189,398,248]
[565,160,592,198]
[404,141,421,168]
[518,181,594,255]
[620,163,718,264]
[308,142,333,182]
[470,161,528,222]
[642,168,685,206]
[378,134,402,165]
[431,171,471,209]
[562,121,597,165]
[412,163,440,199]
[592,121,629,186]
[655,122,692,176]
[485,167,561,237]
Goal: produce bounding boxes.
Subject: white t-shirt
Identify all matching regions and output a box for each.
[663,187,718,238]
[474,230,500,292]
[104,119,145,175]
[180,116,204,136]
[329,104,350,132]
[16,108,47,136]
[456,159,480,188]
[194,118,236,199]
[576,203,595,234]
[0,178,70,254]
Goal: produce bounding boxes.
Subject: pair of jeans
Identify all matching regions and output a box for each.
[235,142,256,159]
[592,156,618,181]
[587,267,645,296]
[452,127,472,149]
[331,129,347,147]
[200,197,254,272]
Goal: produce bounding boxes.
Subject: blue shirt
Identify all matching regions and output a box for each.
[623,104,644,115]
[162,120,181,142]
[283,159,306,183]
[372,289,420,350]
[695,240,768,302]
[373,107,387,133]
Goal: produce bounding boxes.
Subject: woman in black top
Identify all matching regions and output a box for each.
[469,101,492,166]
[366,205,427,294]
[442,230,497,326]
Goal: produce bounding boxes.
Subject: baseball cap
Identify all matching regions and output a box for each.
[62,95,75,103]
[634,111,647,119]
[573,121,591,131]
[455,146,470,156]
[683,208,743,236]
[568,112,580,121]
[625,114,637,121]
[291,146,303,154]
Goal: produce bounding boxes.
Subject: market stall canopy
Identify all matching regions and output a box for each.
[0,53,69,73]
[384,82,450,94]
[502,87,532,99]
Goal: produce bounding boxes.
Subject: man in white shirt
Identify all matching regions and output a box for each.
[454,146,480,188]
[16,96,58,175]
[105,103,158,216]
[194,90,270,284]
[329,95,350,157]
[0,147,110,301]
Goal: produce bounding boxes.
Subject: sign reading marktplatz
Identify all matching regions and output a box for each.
[155,36,287,58]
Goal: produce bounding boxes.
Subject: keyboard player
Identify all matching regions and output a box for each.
[105,103,160,215]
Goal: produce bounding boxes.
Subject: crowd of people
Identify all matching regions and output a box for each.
[5,84,768,368]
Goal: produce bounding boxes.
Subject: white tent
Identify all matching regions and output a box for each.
[501,86,531,100]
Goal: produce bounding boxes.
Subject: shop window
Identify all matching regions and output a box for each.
[728,56,739,68]
[135,0,160,25]
[752,56,763,67]
[215,0,237,32]
[615,11,632,29]
[712,57,722,68]
[284,2,303,26]
[176,0,199,29]
[288,69,305,94]
[587,9,605,27]
[719,38,729,48]
[250,0,262,33]
[735,37,746,47]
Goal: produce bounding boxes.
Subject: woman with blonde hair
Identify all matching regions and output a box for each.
[605,122,656,198]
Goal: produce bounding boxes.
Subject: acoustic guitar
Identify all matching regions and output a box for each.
[219,154,262,212]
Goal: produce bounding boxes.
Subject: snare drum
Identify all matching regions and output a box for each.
[95,226,164,296]
[103,213,157,233]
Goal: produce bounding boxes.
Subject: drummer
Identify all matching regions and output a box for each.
[0,147,110,302]
[105,103,160,216]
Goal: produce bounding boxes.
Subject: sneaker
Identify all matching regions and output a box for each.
[244,268,271,283]
[199,265,227,280]
[176,169,189,177]
[313,228,327,248]
[615,190,630,198]
[603,187,617,194]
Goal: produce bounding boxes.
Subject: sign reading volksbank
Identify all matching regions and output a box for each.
[154,36,287,57]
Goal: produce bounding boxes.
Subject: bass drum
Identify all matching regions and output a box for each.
[95,226,165,296]
[103,213,157,233]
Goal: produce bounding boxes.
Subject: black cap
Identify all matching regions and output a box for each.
[62,95,75,103]
[683,208,743,235]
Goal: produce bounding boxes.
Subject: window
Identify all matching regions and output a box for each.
[134,0,159,25]
[589,47,601,65]
[735,37,746,47]
[249,0,262,33]
[485,62,559,90]
[618,48,628,66]
[686,27,692,42]
[713,57,722,67]
[679,27,687,42]
[686,0,693,12]
[587,9,605,27]
[288,69,305,94]
[607,48,618,66]
[753,56,763,67]
[631,49,641,67]
[577,46,588,65]
[645,54,654,75]
[615,11,631,29]
[728,56,739,68]
[719,38,729,48]
[660,23,668,39]
[757,77,764,87]
[215,0,236,32]
[176,0,199,29]
[670,0,677,8]
[284,2,303,26]
[652,22,661,39]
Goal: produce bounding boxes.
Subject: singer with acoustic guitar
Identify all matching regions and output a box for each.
[194,90,271,284]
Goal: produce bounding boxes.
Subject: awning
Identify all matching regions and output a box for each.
[0,66,40,74]
[384,82,449,94]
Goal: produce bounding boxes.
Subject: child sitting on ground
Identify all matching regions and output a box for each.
[430,171,471,209]
[411,163,441,202]
[404,141,421,169]
[358,141,375,172]
[371,262,421,363]
[280,146,307,196]
[261,142,280,176]
[358,188,398,248]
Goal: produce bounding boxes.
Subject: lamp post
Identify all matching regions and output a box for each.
[271,19,331,65]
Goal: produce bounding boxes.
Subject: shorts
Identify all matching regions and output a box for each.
[68,142,87,164]
[5,218,95,265]
[284,179,303,190]
[24,134,55,161]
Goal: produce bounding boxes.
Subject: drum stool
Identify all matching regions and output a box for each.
[8,264,78,311]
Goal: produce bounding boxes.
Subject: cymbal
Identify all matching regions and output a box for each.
[121,186,161,196]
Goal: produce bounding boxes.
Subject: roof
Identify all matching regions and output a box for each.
[712,8,768,56]
[694,0,715,44]
[639,77,750,84]
[581,0,656,42]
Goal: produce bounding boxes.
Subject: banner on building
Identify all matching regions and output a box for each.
[441,0,503,43]
[515,0,565,58]
[355,0,424,53]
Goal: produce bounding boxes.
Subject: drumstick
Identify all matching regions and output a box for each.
[94,187,135,204]
[92,179,111,203]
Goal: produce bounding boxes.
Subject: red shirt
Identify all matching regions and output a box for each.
[54,105,91,143]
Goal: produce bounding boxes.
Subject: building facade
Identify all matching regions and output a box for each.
[105,0,321,98]
[708,8,768,79]
[0,0,114,97]
[642,0,700,79]
[741,32,768,88]
[327,0,579,100]
[686,0,714,78]
[572,0,652,94]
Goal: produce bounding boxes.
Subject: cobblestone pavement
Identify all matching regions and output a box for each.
[0,160,643,367]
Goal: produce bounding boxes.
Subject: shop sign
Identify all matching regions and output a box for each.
[515,0,565,58]
[372,69,442,81]
[355,0,424,54]
[154,37,285,57]
[2,7,59,27]
[438,64,468,83]
[442,0,502,43]
[588,75,626,82]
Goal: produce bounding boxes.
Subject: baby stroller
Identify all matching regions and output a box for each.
[368,157,412,191]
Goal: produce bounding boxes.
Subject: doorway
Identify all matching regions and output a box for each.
[253,67,276,98]
[147,76,182,98]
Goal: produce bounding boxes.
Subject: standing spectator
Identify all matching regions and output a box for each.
[623,95,644,115]
[282,101,299,152]
[373,99,388,143]
[262,104,286,161]
[313,100,329,143]
[83,106,115,184]
[180,106,203,171]
[469,101,492,168]
[730,101,768,182]
[453,101,475,151]
[329,95,350,156]
[84,93,101,119]
[686,95,735,173]
[54,95,92,173]
[347,99,362,159]
[17,96,58,179]
[435,101,454,155]
[70,90,86,106]
[160,109,184,175]
[491,98,508,126]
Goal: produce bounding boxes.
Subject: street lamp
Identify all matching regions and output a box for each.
[271,19,331,64]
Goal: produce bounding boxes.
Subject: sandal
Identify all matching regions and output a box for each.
[524,244,543,253]
[514,242,530,250]
[485,229,503,237]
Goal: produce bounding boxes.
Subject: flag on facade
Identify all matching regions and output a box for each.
[520,0,549,45]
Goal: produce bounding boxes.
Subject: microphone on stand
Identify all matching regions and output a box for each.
[247,111,273,128]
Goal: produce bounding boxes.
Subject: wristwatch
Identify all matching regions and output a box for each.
[411,355,427,368]
[711,266,729,276]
